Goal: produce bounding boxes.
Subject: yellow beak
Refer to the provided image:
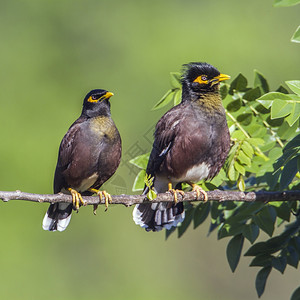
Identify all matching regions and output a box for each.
[103,92,114,99]
[215,74,231,82]
[87,91,114,103]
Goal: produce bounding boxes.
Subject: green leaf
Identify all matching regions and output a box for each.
[271,99,293,119]
[169,72,181,89]
[250,254,272,267]
[253,206,276,237]
[254,70,270,94]
[271,202,291,222]
[277,120,299,139]
[226,234,244,272]
[291,25,300,43]
[247,137,264,146]
[291,286,300,300]
[276,85,289,94]
[234,161,245,175]
[220,83,229,100]
[218,223,245,239]
[283,132,300,151]
[152,89,174,110]
[245,234,290,257]
[132,169,146,191]
[286,103,300,126]
[286,80,300,96]
[165,226,176,240]
[266,115,285,127]
[226,98,242,112]
[236,113,253,126]
[129,153,150,169]
[231,129,247,140]
[237,150,251,166]
[260,141,276,152]
[245,242,269,256]
[228,163,238,181]
[268,147,283,161]
[280,157,299,189]
[229,73,248,94]
[193,202,210,229]
[173,89,182,106]
[178,207,193,238]
[248,127,268,140]
[209,202,224,234]
[237,176,245,191]
[255,266,272,298]
[274,0,300,7]
[283,218,300,237]
[256,99,273,109]
[286,246,299,268]
[292,232,300,246]
[241,140,254,158]
[243,223,259,244]
[147,189,157,200]
[272,256,287,274]
[210,201,223,221]
[225,202,264,225]
[243,86,262,101]
[258,92,293,108]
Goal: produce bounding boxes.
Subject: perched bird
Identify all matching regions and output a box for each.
[43,89,121,232]
[133,62,230,232]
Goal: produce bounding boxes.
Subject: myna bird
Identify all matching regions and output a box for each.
[43,89,121,232]
[133,62,230,231]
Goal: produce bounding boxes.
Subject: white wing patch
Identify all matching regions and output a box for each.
[158,119,180,157]
[171,119,180,129]
[159,142,171,157]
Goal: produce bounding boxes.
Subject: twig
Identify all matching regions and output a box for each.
[0,190,299,207]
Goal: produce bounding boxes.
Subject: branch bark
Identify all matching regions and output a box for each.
[0,190,299,207]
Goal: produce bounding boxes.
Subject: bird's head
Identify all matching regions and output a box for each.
[181,62,230,100]
[82,89,114,118]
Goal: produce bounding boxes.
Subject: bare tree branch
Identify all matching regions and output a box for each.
[0,190,299,207]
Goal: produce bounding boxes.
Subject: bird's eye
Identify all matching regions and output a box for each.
[193,75,209,85]
[91,95,100,100]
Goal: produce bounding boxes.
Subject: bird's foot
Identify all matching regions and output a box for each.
[89,188,112,211]
[68,188,86,212]
[93,204,98,215]
[167,183,185,204]
[189,183,208,202]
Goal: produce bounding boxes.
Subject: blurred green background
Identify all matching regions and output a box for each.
[0,1,299,299]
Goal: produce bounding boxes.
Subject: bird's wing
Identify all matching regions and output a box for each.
[53,119,85,193]
[57,121,83,168]
[146,105,182,178]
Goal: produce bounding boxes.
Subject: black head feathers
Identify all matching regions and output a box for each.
[181,62,230,95]
[83,89,113,105]
[81,89,114,118]
[182,62,220,83]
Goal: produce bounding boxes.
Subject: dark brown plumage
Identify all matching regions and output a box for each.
[43,89,121,232]
[133,62,230,231]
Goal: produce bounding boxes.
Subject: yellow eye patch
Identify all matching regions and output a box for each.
[193,74,231,85]
[87,95,101,103]
[193,75,209,85]
[87,92,114,103]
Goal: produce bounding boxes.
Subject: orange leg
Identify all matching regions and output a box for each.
[89,188,112,211]
[167,182,185,203]
[187,182,208,202]
[68,188,86,212]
